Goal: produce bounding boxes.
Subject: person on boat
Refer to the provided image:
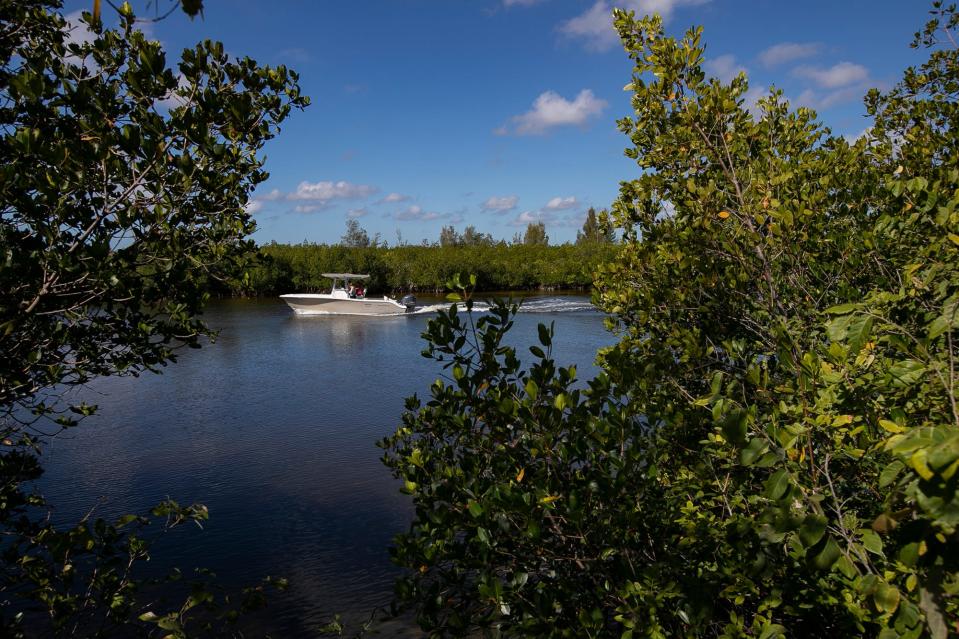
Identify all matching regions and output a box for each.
[348,284,356,298]
[355,285,365,298]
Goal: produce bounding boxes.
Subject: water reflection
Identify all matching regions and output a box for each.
[35,297,612,636]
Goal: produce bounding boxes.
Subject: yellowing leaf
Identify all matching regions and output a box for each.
[879,419,906,433]
[539,495,561,504]
[516,468,525,483]
[909,450,935,481]
[947,233,959,246]
[718,211,730,219]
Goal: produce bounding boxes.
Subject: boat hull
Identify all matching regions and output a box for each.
[280,294,411,315]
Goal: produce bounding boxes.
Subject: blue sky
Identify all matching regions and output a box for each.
[64,0,926,245]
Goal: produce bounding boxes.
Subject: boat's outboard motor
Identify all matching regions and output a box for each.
[400,294,417,312]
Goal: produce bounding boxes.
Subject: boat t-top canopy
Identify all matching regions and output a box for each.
[321,273,370,280]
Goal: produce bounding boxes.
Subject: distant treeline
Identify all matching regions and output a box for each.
[233,241,617,296]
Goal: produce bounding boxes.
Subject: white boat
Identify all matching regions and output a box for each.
[281,273,417,316]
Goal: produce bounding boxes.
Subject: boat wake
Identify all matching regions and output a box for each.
[410,297,595,315]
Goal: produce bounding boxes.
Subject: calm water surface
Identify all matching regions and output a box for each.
[37,295,613,636]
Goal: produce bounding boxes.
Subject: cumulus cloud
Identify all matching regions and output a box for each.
[244,181,376,215]
[258,188,284,201]
[792,61,871,111]
[482,195,519,213]
[544,196,577,210]
[394,204,444,221]
[758,42,821,68]
[379,192,411,204]
[793,61,869,89]
[559,0,709,52]
[513,210,545,226]
[704,54,747,83]
[289,180,377,201]
[505,89,607,136]
[347,207,369,218]
[244,200,264,214]
[796,85,865,110]
[293,204,327,214]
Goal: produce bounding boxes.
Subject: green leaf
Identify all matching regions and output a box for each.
[537,323,551,347]
[846,314,873,352]
[467,501,484,518]
[824,302,859,315]
[740,437,767,466]
[764,469,790,500]
[810,536,841,570]
[799,515,827,548]
[874,582,901,613]
[861,529,884,555]
[720,408,748,445]
[525,379,539,400]
[887,359,926,387]
[879,460,904,487]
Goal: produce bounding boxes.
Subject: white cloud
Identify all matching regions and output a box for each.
[843,126,872,144]
[64,10,95,47]
[379,192,411,204]
[758,42,821,68]
[704,54,747,83]
[796,85,864,110]
[506,89,607,135]
[289,180,376,201]
[259,188,284,201]
[559,0,709,52]
[293,204,327,214]
[742,86,767,117]
[503,0,544,6]
[482,195,519,212]
[558,2,617,52]
[347,207,369,218]
[794,61,869,89]
[513,210,545,226]
[544,196,577,210]
[244,200,264,214]
[394,204,444,221]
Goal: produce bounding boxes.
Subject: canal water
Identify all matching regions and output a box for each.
[35,295,614,636]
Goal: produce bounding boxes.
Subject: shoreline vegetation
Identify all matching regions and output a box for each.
[229,240,618,297]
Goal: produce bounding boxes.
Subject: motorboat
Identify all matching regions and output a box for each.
[281,273,417,315]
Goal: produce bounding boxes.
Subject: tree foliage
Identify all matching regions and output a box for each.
[0,1,306,634]
[341,217,373,248]
[522,221,549,246]
[382,4,959,637]
[439,225,495,248]
[242,241,615,296]
[576,207,615,245]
